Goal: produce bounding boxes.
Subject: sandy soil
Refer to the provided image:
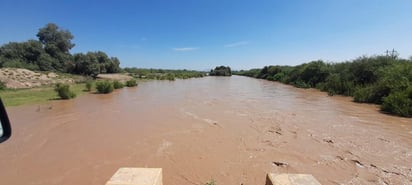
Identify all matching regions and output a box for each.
[0,68,74,88]
[96,73,133,81]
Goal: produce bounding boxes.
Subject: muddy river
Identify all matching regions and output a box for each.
[0,76,411,185]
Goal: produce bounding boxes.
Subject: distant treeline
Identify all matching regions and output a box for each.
[0,23,121,77]
[124,68,205,80]
[234,55,412,117]
[210,66,232,76]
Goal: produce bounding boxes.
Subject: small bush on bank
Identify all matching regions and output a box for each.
[85,80,93,91]
[54,83,76,99]
[113,80,124,89]
[166,73,175,81]
[95,80,114,94]
[125,79,137,87]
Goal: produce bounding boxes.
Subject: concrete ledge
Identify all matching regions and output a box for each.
[106,168,163,185]
[265,173,321,185]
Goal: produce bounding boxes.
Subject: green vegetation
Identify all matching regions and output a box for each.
[124,68,205,80]
[205,179,216,185]
[0,23,120,76]
[0,83,87,106]
[95,80,114,94]
[381,87,412,117]
[113,80,124,89]
[0,81,5,90]
[54,83,76,99]
[85,80,93,91]
[125,79,138,87]
[235,55,412,117]
[210,66,232,76]
[71,51,121,77]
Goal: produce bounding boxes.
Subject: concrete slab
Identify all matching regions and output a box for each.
[106,168,163,185]
[266,173,321,185]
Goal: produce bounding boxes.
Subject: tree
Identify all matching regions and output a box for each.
[36,23,75,72]
[106,57,121,73]
[72,51,120,77]
[73,53,100,77]
[37,23,75,54]
[0,40,45,70]
[210,66,232,76]
[0,23,122,75]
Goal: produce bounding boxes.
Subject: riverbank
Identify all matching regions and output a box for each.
[0,83,88,106]
[0,68,141,106]
[235,56,412,117]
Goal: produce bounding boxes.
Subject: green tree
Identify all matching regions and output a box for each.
[37,23,75,72]
[37,23,75,54]
[210,66,232,76]
[0,40,45,70]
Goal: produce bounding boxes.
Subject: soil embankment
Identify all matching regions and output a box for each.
[0,68,75,89]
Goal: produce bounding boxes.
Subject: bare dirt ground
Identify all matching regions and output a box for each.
[96,73,133,81]
[0,68,133,89]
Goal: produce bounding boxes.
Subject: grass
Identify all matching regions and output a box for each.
[0,83,88,107]
[0,77,144,107]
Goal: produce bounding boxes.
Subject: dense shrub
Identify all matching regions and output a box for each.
[381,88,412,117]
[85,81,93,91]
[125,79,137,87]
[236,55,412,117]
[113,80,124,89]
[322,74,355,96]
[95,80,114,94]
[166,73,175,81]
[123,68,205,80]
[210,66,232,76]
[54,83,76,99]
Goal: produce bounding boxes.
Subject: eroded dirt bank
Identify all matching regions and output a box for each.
[0,76,411,185]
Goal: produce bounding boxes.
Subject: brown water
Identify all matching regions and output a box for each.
[0,76,411,185]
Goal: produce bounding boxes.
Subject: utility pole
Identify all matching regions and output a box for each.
[385,49,398,59]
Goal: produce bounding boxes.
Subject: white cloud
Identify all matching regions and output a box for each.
[224,41,249,48]
[173,47,198,51]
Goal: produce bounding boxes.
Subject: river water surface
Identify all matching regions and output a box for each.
[0,76,411,185]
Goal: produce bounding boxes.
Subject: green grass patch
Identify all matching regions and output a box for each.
[0,83,87,106]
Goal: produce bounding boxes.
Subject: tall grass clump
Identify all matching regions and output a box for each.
[96,80,114,94]
[85,80,93,91]
[113,80,124,89]
[54,83,76,99]
[125,79,137,87]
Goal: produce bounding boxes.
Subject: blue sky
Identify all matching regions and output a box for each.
[1,0,411,70]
